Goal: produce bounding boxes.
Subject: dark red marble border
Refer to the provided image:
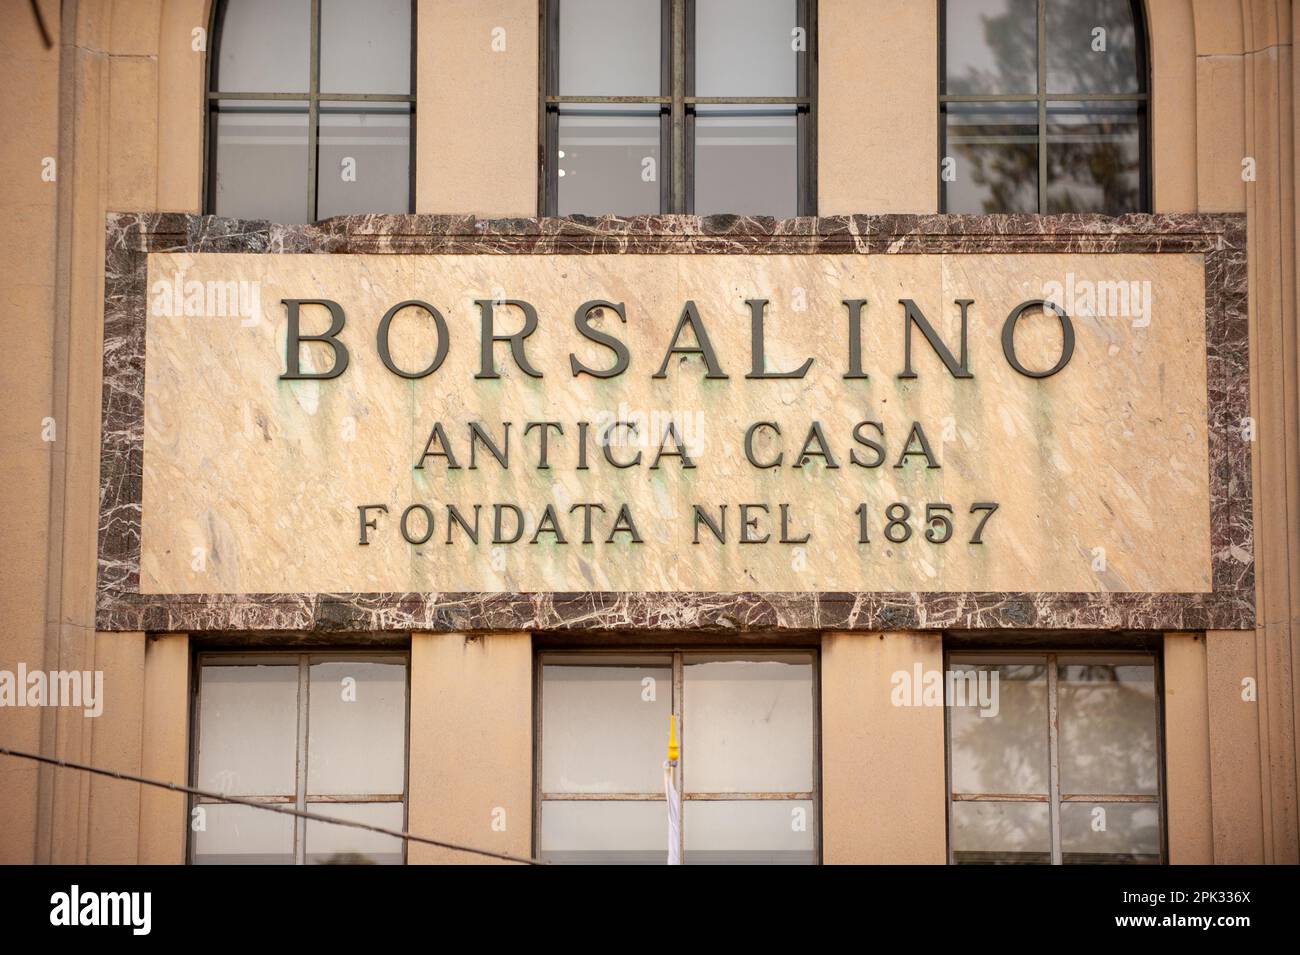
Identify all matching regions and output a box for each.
[98,212,1253,633]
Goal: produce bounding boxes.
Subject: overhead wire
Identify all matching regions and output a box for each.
[0,745,544,865]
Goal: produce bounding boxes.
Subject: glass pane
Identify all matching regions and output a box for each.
[316,103,412,218]
[684,800,816,864]
[942,102,1039,213]
[1046,100,1143,214]
[321,0,411,94]
[558,0,661,96]
[192,804,295,865]
[556,107,662,215]
[197,662,298,796]
[948,661,1048,795]
[542,660,671,793]
[307,660,407,796]
[695,0,798,98]
[1046,0,1140,94]
[1057,658,1158,795]
[540,800,669,864]
[693,107,798,217]
[943,0,1037,95]
[683,654,813,793]
[215,0,310,93]
[951,800,1051,864]
[304,802,405,865]
[212,100,310,222]
[1061,801,1161,864]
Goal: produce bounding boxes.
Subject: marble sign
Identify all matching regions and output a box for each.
[98,213,1252,633]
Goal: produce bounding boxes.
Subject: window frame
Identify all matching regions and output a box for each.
[203,0,418,222]
[539,0,818,216]
[533,646,822,863]
[937,0,1151,214]
[187,649,412,866]
[943,647,1167,865]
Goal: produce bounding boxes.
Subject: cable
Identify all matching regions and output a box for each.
[0,745,543,866]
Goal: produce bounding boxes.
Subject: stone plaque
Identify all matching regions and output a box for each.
[98,214,1252,632]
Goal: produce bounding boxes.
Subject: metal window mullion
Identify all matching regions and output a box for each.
[938,92,1148,104]
[683,791,813,800]
[532,649,544,856]
[943,648,954,863]
[207,91,413,102]
[547,95,672,104]
[1035,0,1047,213]
[294,655,310,866]
[1046,653,1062,865]
[307,0,321,222]
[672,651,684,859]
[670,0,686,212]
[195,794,297,805]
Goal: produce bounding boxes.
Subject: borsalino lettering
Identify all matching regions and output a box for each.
[278,296,1075,383]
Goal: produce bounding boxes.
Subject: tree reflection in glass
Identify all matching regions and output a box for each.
[941,0,1146,213]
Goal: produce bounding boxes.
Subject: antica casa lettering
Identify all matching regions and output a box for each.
[274,294,1072,553]
[278,295,1076,382]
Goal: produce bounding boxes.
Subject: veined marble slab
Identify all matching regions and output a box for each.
[97,213,1251,632]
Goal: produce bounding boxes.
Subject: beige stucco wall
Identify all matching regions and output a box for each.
[1163,631,1214,863]
[818,0,937,213]
[0,0,60,865]
[407,632,533,863]
[417,0,539,216]
[0,0,1296,866]
[821,632,947,863]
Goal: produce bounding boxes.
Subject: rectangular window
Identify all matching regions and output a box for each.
[938,0,1149,213]
[190,652,409,865]
[542,0,817,216]
[537,650,818,864]
[945,651,1162,864]
[207,0,415,222]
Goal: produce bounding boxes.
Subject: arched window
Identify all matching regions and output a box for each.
[940,0,1148,214]
[206,0,414,223]
[542,0,817,217]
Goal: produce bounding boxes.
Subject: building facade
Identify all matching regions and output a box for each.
[0,0,1297,865]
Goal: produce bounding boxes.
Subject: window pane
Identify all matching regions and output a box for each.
[197,662,298,796]
[693,107,798,217]
[1046,0,1140,94]
[942,0,1037,95]
[215,0,310,93]
[212,100,310,223]
[320,0,411,95]
[684,800,816,864]
[1061,802,1160,863]
[558,0,661,96]
[948,661,1048,795]
[1046,100,1142,214]
[951,801,1051,864]
[307,660,407,796]
[193,804,295,865]
[540,800,668,864]
[557,107,662,215]
[316,103,412,218]
[1057,658,1158,795]
[695,0,798,98]
[542,659,671,793]
[942,102,1039,213]
[682,654,813,793]
[304,802,405,865]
